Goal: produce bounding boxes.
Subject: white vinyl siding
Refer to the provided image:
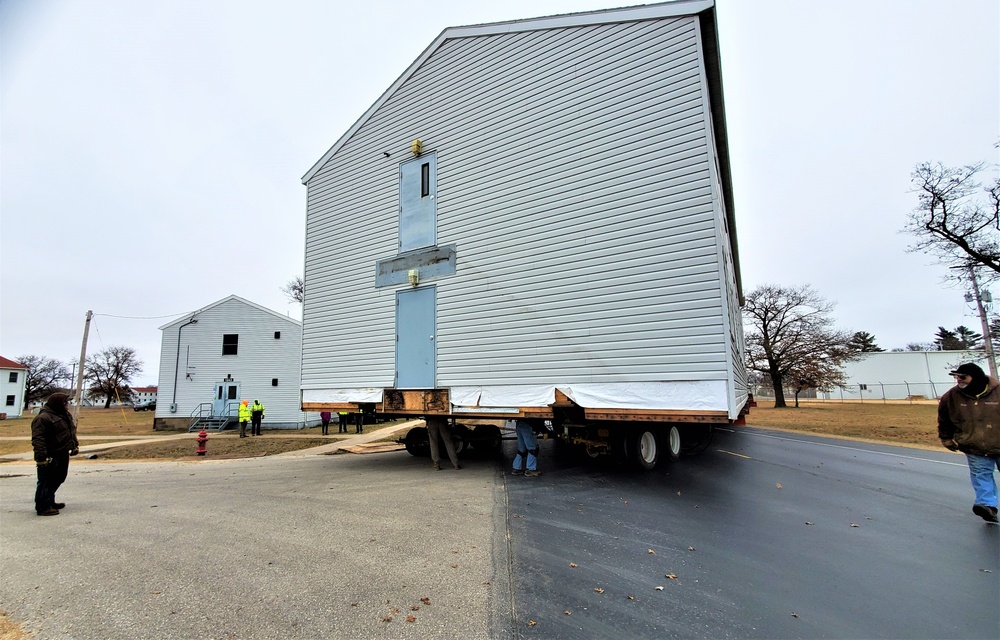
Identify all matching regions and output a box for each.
[302,15,735,392]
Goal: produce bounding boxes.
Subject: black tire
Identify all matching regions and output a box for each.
[680,425,714,455]
[404,427,430,457]
[628,428,660,471]
[470,425,501,452]
[663,425,682,462]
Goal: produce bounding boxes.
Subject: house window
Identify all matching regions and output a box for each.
[859,384,868,391]
[274,331,281,339]
[222,334,239,355]
[8,372,17,383]
[5,395,14,406]
[272,378,279,387]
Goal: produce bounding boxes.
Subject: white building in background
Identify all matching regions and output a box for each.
[155,295,318,430]
[132,386,158,404]
[817,350,988,400]
[0,356,27,417]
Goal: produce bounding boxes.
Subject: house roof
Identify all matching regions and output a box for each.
[299,0,740,301]
[158,295,302,331]
[0,356,26,369]
[302,0,714,184]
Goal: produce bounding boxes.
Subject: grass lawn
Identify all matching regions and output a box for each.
[744,400,941,449]
[0,409,407,460]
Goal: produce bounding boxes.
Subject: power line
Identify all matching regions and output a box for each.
[93,311,193,320]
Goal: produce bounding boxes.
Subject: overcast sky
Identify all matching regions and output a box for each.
[1,0,998,386]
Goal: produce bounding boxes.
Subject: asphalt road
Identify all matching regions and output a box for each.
[504,426,1000,639]
[2,425,997,639]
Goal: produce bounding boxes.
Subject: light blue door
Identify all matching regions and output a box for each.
[213,382,239,417]
[399,153,436,252]
[396,286,436,388]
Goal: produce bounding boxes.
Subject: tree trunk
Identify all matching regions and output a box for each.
[104,397,112,409]
[771,371,787,408]
[794,389,800,408]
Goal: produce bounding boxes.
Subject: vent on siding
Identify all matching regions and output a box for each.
[274,331,281,339]
[272,378,279,387]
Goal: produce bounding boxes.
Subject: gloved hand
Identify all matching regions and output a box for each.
[69,447,79,456]
[36,458,51,467]
[941,439,959,451]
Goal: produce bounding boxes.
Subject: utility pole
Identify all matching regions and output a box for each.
[72,310,93,423]
[967,268,998,378]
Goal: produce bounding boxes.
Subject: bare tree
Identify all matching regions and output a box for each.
[904,159,1000,275]
[743,284,856,408]
[786,356,848,408]
[84,346,142,408]
[16,355,69,412]
[281,276,304,304]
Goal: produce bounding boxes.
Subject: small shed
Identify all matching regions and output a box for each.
[299,0,746,419]
[155,296,317,430]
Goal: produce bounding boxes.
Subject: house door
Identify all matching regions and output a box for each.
[213,382,240,418]
[396,286,436,388]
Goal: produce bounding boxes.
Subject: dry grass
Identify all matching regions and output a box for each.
[0,409,408,461]
[0,611,28,640]
[745,400,940,448]
[93,435,337,460]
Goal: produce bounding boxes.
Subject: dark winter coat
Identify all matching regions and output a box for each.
[938,378,1000,456]
[30,395,79,463]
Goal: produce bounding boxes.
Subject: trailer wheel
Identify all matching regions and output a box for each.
[404,427,430,457]
[628,428,660,470]
[680,425,714,455]
[470,425,501,452]
[663,425,682,462]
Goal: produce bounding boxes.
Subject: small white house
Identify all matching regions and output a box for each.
[155,296,317,430]
[298,0,747,420]
[0,356,27,418]
[818,350,988,400]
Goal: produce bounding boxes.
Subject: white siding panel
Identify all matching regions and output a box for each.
[302,16,732,392]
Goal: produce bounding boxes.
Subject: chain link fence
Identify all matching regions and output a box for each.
[752,382,945,404]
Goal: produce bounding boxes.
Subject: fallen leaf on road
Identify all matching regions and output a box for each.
[776,483,782,489]
[805,522,814,526]
[665,574,677,580]
[391,608,399,614]
[564,610,571,615]
[594,587,605,594]
[627,595,636,600]
[411,606,420,611]
[405,615,416,623]
[482,580,490,585]
[351,602,359,607]
[850,523,860,528]
[648,549,655,555]
[791,612,799,618]
[421,597,431,605]
[451,564,459,568]
[655,586,664,591]
[382,616,392,622]
[569,563,577,568]
[528,620,537,626]
[687,546,696,551]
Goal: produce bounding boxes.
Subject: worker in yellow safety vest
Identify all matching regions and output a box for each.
[250,399,265,436]
[238,400,251,438]
[337,411,349,434]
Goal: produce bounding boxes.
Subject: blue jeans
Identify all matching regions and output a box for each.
[35,452,70,513]
[966,453,999,507]
[513,422,538,472]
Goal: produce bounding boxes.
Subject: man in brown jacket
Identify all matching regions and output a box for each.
[938,363,1000,523]
[30,392,79,516]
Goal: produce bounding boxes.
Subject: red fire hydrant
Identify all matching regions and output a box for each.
[196,429,208,456]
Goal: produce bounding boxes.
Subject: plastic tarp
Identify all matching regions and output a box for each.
[450,381,729,412]
[302,388,384,404]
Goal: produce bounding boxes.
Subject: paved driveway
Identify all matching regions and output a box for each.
[1,445,509,639]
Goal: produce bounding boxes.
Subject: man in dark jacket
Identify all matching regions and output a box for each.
[30,392,80,516]
[938,363,1000,523]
